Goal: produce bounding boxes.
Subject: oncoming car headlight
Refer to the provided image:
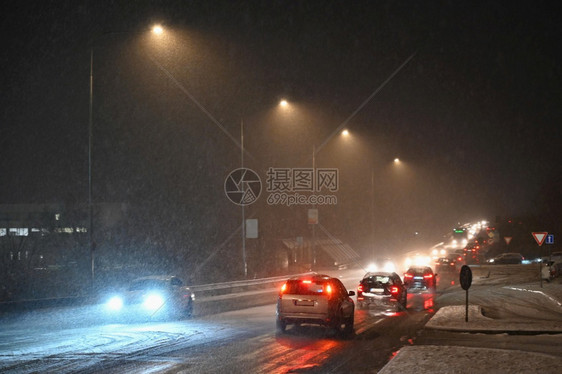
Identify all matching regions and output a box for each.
[143,293,165,311]
[106,296,124,311]
[383,261,395,272]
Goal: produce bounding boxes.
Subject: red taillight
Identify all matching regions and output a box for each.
[390,286,399,294]
[280,283,287,294]
[325,284,333,294]
[424,274,433,279]
[357,284,364,292]
[404,273,413,279]
[302,280,312,284]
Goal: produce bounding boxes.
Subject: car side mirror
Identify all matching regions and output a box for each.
[348,291,355,296]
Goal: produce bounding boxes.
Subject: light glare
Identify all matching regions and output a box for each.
[143,293,165,311]
[152,25,164,35]
[107,296,123,311]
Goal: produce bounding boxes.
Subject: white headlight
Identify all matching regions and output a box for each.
[367,263,377,272]
[143,293,165,311]
[383,262,395,272]
[107,296,123,311]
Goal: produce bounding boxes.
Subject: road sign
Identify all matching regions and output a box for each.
[504,236,512,245]
[246,219,258,238]
[546,234,554,245]
[459,265,472,322]
[460,265,472,290]
[532,232,548,246]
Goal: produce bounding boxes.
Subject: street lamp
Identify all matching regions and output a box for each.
[88,25,164,287]
[239,98,292,277]
[152,25,164,35]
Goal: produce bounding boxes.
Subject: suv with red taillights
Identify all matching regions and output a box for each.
[356,272,407,309]
[403,266,436,292]
[276,274,355,336]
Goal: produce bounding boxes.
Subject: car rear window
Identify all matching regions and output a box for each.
[364,275,390,285]
[285,279,330,295]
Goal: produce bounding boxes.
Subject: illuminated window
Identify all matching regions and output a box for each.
[9,228,29,236]
[54,227,74,234]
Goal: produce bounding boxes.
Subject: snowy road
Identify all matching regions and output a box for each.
[1,265,561,373]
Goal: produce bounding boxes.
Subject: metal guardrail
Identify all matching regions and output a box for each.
[189,272,315,295]
[0,271,318,314]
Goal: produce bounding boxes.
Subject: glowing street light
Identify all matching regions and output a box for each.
[279,99,288,108]
[341,129,349,137]
[394,158,400,164]
[152,25,164,35]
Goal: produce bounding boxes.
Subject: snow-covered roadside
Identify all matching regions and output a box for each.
[378,345,562,374]
[378,280,562,373]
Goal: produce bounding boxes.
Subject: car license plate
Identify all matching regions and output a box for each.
[414,276,423,280]
[370,288,384,293]
[295,300,314,306]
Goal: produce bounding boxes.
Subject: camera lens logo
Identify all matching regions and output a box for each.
[224,168,262,206]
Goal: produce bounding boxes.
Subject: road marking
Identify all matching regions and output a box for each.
[354,317,385,335]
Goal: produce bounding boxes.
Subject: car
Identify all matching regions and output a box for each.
[403,266,436,291]
[542,261,556,282]
[546,252,562,278]
[435,257,458,273]
[550,251,562,263]
[488,252,524,264]
[104,275,194,320]
[276,274,355,336]
[356,271,407,309]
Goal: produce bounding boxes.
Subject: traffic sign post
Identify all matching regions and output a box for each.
[532,232,548,288]
[459,265,472,322]
[532,232,548,246]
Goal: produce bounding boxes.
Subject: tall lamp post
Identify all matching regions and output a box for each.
[88,47,94,287]
[88,25,164,287]
[240,119,247,278]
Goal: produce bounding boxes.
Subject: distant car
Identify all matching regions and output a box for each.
[404,266,436,291]
[453,249,466,266]
[104,275,194,320]
[276,274,355,336]
[435,257,457,273]
[542,261,555,282]
[488,253,524,264]
[550,252,562,263]
[356,272,407,309]
[547,252,562,278]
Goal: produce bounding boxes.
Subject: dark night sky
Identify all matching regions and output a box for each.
[1,1,560,254]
